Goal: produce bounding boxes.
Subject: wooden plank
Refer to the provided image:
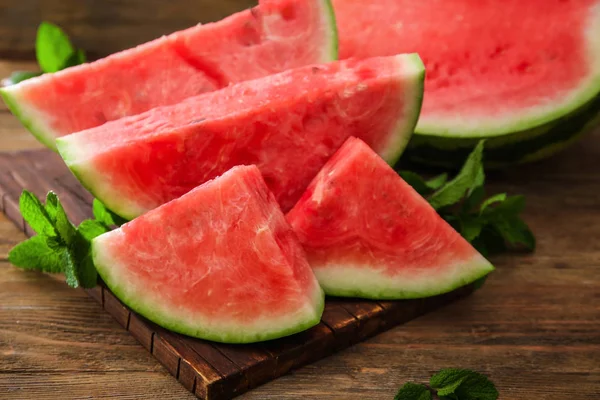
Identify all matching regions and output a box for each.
[320,303,359,350]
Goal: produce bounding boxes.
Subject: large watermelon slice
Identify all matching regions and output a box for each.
[92,165,324,343]
[332,0,600,166]
[57,54,425,219]
[286,137,494,299]
[0,0,337,150]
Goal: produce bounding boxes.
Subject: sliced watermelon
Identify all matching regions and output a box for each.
[286,137,494,299]
[0,0,337,150]
[332,0,600,166]
[57,54,425,219]
[92,165,324,343]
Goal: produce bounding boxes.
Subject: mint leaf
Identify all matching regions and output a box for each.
[430,369,498,400]
[72,231,98,289]
[8,236,63,273]
[78,219,109,241]
[426,173,448,190]
[429,141,485,210]
[490,215,536,250]
[479,193,507,213]
[55,200,77,245]
[462,186,486,214]
[36,22,77,73]
[19,190,57,237]
[2,71,42,86]
[394,382,432,400]
[11,191,102,289]
[460,216,485,242]
[400,171,448,196]
[61,249,79,288]
[430,369,470,395]
[93,199,127,227]
[436,375,467,396]
[61,48,87,69]
[44,191,59,222]
[400,171,432,196]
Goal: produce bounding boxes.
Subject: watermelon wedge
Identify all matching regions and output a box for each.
[0,0,337,150]
[92,165,324,343]
[57,54,425,219]
[286,137,494,299]
[332,0,600,166]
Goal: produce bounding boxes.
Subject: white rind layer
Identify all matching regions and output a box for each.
[313,254,494,300]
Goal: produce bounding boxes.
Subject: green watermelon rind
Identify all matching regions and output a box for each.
[314,255,494,300]
[320,0,339,61]
[91,236,326,344]
[0,86,58,150]
[57,138,143,219]
[382,54,425,165]
[408,4,600,166]
[406,92,600,168]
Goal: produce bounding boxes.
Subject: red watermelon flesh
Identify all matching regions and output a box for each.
[0,0,337,150]
[57,54,425,219]
[92,165,324,343]
[286,137,494,299]
[333,0,600,135]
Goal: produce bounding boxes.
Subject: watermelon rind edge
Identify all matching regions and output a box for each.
[314,255,494,300]
[383,53,425,166]
[0,85,58,151]
[407,3,600,167]
[91,232,326,344]
[320,0,339,61]
[56,138,142,220]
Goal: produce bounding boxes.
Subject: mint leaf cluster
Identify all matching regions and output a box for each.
[36,22,87,73]
[395,368,499,400]
[3,22,86,86]
[399,141,535,257]
[8,191,123,288]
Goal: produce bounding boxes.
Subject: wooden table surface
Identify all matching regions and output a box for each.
[0,60,598,399]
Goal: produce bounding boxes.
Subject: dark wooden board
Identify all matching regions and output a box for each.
[0,150,475,399]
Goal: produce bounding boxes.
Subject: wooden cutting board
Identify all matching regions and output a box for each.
[0,149,475,400]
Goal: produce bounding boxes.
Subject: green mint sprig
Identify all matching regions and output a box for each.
[3,22,86,86]
[395,368,499,400]
[399,141,535,257]
[7,191,123,288]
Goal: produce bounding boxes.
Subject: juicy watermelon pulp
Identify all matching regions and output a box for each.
[92,165,324,343]
[0,0,337,150]
[286,137,494,299]
[57,54,425,219]
[333,0,600,166]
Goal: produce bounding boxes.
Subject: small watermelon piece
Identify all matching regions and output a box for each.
[286,137,494,299]
[92,165,324,343]
[0,0,337,150]
[57,54,425,219]
[332,0,600,166]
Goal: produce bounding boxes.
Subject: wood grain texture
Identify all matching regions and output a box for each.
[0,62,599,397]
[0,0,256,59]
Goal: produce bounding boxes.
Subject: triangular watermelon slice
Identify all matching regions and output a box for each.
[286,137,494,299]
[0,0,337,150]
[57,54,425,219]
[92,165,324,343]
